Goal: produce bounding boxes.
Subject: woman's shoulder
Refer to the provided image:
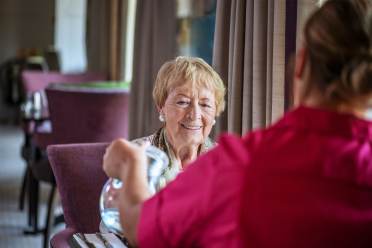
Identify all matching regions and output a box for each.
[202,136,216,153]
[131,128,163,147]
[131,134,156,145]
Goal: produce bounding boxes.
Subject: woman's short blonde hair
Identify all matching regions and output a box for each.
[152,56,226,116]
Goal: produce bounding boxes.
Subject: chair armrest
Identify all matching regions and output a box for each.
[50,227,76,248]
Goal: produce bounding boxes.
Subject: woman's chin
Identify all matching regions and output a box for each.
[181,136,204,147]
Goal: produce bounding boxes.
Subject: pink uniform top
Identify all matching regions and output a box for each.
[138,106,372,247]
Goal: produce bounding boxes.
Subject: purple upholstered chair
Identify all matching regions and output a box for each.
[47,143,108,248]
[29,86,129,247]
[20,70,107,145]
[45,86,129,144]
[19,71,108,248]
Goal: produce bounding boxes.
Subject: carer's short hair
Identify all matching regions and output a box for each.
[152,56,226,116]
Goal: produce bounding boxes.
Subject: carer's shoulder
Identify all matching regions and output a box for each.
[213,132,261,165]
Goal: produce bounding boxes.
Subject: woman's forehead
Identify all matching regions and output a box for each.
[169,83,215,98]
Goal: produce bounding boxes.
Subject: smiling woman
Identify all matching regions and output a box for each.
[108,56,225,188]
[128,56,226,184]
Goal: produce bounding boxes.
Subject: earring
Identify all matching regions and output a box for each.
[159,114,165,122]
[212,119,216,125]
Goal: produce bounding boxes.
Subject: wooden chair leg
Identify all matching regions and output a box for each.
[24,171,40,234]
[18,167,29,210]
[20,132,33,211]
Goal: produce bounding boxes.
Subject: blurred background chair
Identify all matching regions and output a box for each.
[47,143,108,248]
[45,85,129,144]
[28,84,129,248]
[0,55,49,123]
[20,70,107,213]
[21,71,107,94]
[19,72,107,212]
[19,71,107,247]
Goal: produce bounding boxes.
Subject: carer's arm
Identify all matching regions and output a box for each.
[103,139,151,246]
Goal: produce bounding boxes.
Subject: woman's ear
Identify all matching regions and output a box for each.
[293,47,308,107]
[157,106,165,123]
[295,47,307,79]
[156,105,162,113]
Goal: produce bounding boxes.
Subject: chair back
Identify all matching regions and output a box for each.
[22,71,106,93]
[47,143,108,232]
[45,87,129,144]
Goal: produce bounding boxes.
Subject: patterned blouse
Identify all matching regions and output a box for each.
[132,127,215,188]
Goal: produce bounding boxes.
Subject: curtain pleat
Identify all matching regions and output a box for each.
[272,0,286,122]
[241,1,254,134]
[213,0,286,137]
[211,1,231,135]
[86,0,110,75]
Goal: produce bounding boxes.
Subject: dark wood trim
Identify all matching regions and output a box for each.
[284,0,297,110]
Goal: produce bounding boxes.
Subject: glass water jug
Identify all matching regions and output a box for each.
[99,145,169,235]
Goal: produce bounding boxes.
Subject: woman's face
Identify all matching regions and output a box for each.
[160,83,216,148]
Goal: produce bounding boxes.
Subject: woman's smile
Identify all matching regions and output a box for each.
[180,123,203,131]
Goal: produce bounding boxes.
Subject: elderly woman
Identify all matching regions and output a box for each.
[131,56,225,183]
[100,56,225,233]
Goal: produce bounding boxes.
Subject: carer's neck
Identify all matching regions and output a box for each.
[300,89,368,120]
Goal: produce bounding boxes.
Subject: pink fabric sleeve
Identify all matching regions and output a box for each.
[137,134,251,247]
[138,147,219,247]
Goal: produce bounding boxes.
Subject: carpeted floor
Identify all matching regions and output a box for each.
[0,125,63,248]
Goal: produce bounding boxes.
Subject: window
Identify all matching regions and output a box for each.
[176,0,216,65]
[55,0,87,73]
[121,0,137,82]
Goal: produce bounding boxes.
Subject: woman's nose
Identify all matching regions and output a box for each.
[188,103,201,120]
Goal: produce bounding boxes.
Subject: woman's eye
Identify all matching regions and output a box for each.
[176,101,190,106]
[200,103,212,108]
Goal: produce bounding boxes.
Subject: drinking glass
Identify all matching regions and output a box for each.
[99,145,169,235]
